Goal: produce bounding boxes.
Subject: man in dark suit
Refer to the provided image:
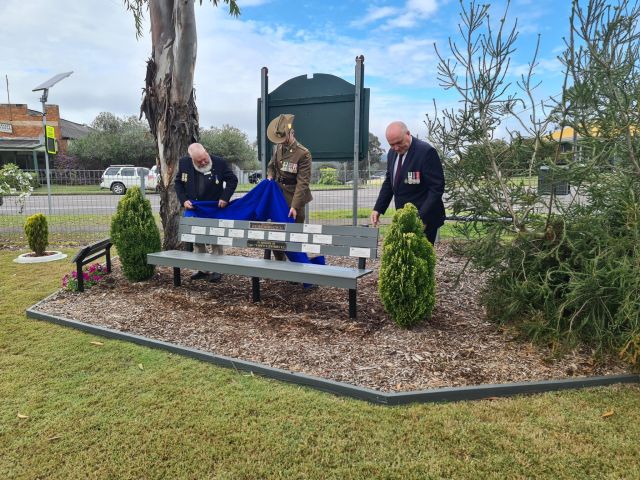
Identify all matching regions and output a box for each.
[370,121,445,244]
[174,143,238,282]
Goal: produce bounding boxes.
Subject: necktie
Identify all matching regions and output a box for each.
[394,153,403,187]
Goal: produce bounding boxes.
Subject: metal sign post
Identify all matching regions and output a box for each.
[352,55,364,226]
[32,71,73,217]
[39,90,53,216]
[260,67,269,180]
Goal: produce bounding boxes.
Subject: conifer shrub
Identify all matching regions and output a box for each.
[110,186,161,282]
[24,213,49,256]
[378,203,437,327]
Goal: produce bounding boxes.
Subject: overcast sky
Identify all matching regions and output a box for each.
[1,0,570,145]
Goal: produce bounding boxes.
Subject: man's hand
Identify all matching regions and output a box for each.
[370,210,380,227]
[267,175,273,181]
[184,200,194,210]
[288,207,297,220]
[218,199,228,208]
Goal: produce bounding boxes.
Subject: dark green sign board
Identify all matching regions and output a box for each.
[258,73,369,163]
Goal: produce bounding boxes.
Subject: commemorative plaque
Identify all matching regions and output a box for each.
[247,240,287,250]
[249,222,285,231]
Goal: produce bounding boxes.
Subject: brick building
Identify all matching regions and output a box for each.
[0,103,91,170]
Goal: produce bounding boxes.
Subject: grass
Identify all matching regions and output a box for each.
[1,248,639,478]
[32,185,110,195]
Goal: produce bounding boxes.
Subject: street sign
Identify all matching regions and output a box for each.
[46,125,57,154]
[258,73,369,163]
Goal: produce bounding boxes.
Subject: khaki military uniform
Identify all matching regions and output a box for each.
[267,140,313,223]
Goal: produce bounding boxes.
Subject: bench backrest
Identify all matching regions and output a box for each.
[178,217,379,260]
[72,238,113,267]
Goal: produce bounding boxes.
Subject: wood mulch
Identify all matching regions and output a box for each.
[32,243,630,392]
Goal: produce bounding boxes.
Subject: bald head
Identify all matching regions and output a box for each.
[386,121,411,155]
[188,143,212,171]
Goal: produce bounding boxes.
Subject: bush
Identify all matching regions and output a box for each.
[110,186,161,281]
[318,167,340,185]
[378,203,437,327]
[0,163,34,213]
[24,213,48,256]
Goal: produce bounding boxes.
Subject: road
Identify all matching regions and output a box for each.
[0,188,384,216]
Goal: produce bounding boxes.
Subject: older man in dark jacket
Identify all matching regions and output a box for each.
[370,121,445,244]
[174,142,238,282]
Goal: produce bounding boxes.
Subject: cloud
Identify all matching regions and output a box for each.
[350,6,399,27]
[0,0,443,145]
[381,0,439,29]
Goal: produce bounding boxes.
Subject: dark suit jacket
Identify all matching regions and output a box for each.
[174,154,238,205]
[373,136,445,229]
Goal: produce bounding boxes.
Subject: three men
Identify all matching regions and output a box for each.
[174,142,238,282]
[370,121,445,244]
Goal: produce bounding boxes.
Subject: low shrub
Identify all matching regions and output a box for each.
[318,167,340,185]
[378,203,437,327]
[24,213,48,256]
[110,186,161,281]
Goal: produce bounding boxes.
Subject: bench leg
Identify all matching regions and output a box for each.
[173,267,181,287]
[252,277,260,302]
[349,289,356,319]
[76,261,84,292]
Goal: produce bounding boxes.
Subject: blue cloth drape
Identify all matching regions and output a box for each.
[185,179,325,285]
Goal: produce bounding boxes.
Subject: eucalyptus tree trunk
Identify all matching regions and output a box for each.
[140,0,199,249]
[124,0,239,249]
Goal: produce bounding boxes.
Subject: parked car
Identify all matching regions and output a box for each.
[248,171,262,184]
[147,165,160,190]
[100,165,155,195]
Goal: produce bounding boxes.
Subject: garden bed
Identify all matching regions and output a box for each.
[30,243,630,393]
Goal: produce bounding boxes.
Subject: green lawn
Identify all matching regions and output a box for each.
[1,249,639,479]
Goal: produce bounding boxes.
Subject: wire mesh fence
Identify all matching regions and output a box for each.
[0,169,405,245]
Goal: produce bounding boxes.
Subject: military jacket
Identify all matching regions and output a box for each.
[267,140,313,210]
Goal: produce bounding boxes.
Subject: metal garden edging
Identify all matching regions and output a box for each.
[25,302,640,406]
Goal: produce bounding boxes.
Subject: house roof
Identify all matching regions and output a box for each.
[0,137,43,152]
[550,126,580,143]
[60,118,92,139]
[25,108,93,139]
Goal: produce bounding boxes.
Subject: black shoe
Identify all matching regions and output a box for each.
[190,271,208,281]
[208,272,222,283]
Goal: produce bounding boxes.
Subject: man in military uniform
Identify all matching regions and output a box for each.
[175,142,238,282]
[266,114,313,260]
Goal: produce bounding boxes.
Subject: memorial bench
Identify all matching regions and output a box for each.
[147,217,379,318]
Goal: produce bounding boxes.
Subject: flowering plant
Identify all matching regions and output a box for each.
[62,263,108,292]
[0,163,34,214]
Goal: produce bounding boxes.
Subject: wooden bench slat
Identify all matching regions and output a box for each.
[180,217,379,238]
[148,251,373,289]
[177,231,377,258]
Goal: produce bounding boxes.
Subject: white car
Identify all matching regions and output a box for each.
[146,165,160,190]
[100,165,157,194]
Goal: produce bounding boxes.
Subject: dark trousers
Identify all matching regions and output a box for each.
[425,224,439,245]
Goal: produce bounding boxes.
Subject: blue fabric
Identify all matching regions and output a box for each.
[184,178,291,222]
[185,179,325,287]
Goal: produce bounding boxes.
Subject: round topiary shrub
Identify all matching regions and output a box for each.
[110,186,161,282]
[378,203,437,327]
[24,213,49,256]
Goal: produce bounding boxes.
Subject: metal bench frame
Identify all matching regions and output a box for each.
[72,238,113,292]
[147,218,379,318]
